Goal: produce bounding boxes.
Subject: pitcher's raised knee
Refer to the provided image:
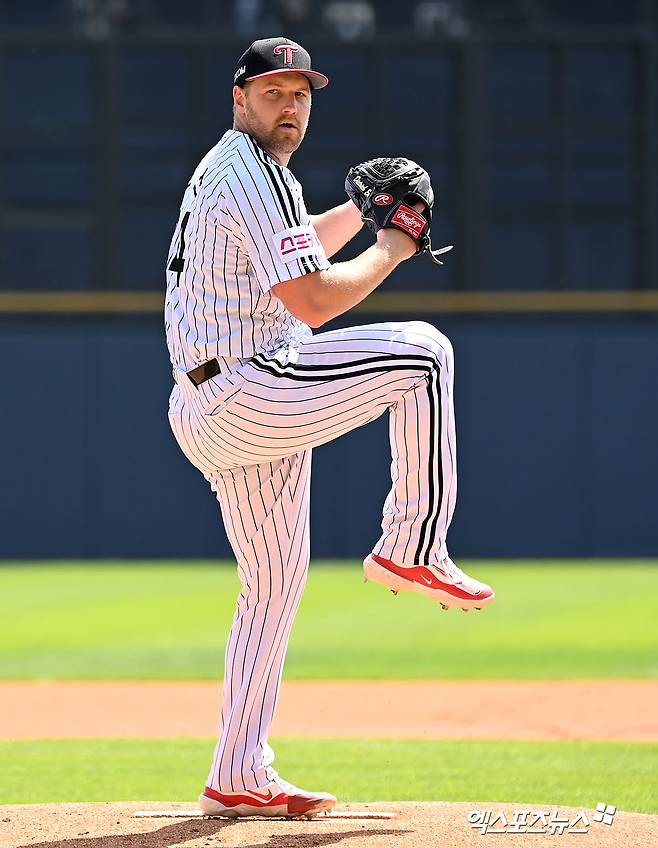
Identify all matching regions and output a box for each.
[403,320,453,369]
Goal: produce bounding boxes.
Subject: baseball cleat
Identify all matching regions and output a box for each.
[363,553,495,610]
[199,778,336,819]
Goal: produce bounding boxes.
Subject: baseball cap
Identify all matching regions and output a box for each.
[233,37,329,90]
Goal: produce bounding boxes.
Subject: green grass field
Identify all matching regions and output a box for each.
[1,738,656,813]
[1,561,657,810]
[1,561,657,679]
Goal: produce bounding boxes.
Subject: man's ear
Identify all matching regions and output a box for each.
[233,84,246,114]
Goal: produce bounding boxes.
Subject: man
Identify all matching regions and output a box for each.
[165,36,495,819]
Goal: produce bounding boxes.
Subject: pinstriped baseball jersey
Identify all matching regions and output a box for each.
[164,129,330,379]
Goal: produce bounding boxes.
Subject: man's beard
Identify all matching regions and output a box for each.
[244,107,306,158]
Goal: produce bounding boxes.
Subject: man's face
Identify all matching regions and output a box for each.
[233,73,312,161]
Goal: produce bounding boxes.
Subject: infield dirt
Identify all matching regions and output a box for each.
[2,681,657,846]
[2,680,657,741]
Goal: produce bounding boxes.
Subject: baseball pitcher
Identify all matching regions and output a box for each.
[164,36,495,819]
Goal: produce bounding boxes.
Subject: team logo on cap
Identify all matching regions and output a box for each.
[234,65,246,82]
[273,43,299,65]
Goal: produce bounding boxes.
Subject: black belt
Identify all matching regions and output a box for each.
[187,359,220,387]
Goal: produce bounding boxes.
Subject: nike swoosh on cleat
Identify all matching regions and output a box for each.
[248,789,274,802]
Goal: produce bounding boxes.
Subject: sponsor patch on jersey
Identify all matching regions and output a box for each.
[273,225,325,264]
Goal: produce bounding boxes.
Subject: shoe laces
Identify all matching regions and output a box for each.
[272,775,300,795]
[436,557,465,583]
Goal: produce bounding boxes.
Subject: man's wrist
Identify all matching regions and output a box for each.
[345,198,364,225]
[376,227,416,261]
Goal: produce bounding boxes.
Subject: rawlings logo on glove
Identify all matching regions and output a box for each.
[345,157,453,264]
[391,205,426,238]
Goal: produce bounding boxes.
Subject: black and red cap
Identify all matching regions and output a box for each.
[233,37,329,90]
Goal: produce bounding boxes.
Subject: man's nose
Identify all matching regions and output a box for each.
[281,94,298,113]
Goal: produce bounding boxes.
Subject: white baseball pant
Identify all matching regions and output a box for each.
[168,320,456,792]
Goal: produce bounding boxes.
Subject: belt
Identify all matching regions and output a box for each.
[187,358,220,387]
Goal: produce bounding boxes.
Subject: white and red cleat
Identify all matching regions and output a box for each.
[199,777,336,819]
[363,553,495,610]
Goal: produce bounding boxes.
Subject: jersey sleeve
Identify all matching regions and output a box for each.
[214,154,330,294]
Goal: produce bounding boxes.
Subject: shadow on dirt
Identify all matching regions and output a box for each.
[15,820,410,848]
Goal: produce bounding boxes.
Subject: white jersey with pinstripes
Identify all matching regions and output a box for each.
[165,125,460,797]
[164,129,330,382]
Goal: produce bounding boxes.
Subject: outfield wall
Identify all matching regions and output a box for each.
[2,313,657,559]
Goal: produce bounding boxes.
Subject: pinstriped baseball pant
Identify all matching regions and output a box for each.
[168,320,456,792]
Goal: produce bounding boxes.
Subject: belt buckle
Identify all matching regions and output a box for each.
[188,358,220,387]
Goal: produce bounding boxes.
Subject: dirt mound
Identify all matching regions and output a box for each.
[0,802,656,848]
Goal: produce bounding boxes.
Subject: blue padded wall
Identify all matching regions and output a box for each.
[1,314,657,559]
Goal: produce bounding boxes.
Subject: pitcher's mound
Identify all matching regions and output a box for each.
[0,801,656,847]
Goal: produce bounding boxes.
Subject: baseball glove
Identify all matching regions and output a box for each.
[345,157,453,264]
